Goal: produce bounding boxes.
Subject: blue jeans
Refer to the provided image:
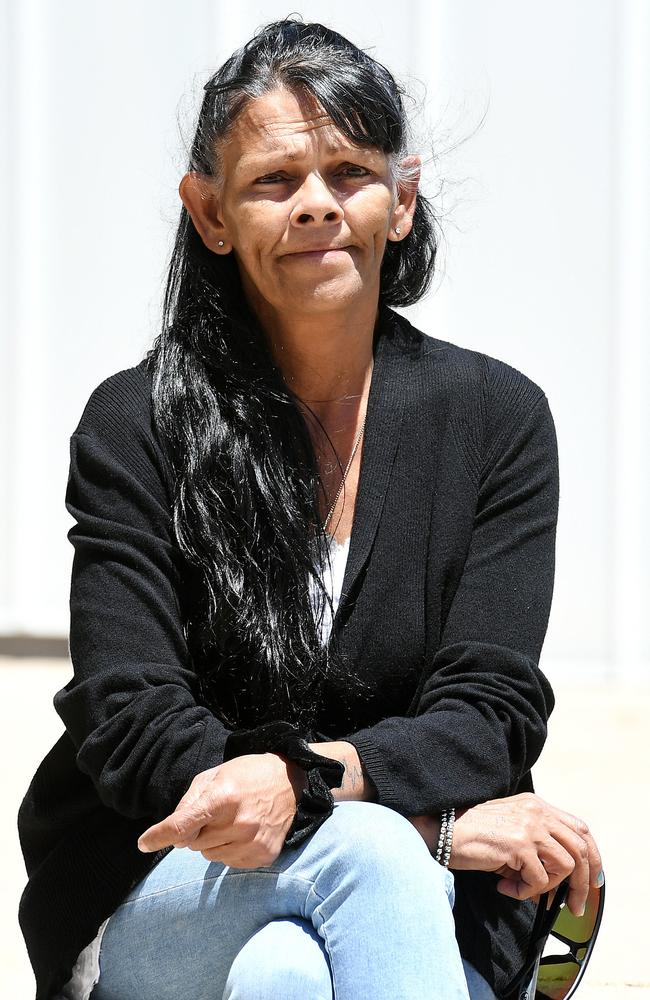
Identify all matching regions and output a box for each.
[90,800,498,1000]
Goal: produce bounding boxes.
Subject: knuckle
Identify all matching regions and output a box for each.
[522,817,538,838]
[510,830,529,852]
[170,818,187,839]
[217,783,236,805]
[564,854,577,874]
[519,793,540,817]
[575,816,590,836]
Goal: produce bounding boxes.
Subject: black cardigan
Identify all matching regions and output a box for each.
[17,303,559,999]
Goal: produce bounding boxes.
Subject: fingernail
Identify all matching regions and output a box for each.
[138,840,151,853]
[596,870,605,887]
[578,904,586,917]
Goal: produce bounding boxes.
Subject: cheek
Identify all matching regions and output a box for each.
[349,193,394,239]
[235,206,285,259]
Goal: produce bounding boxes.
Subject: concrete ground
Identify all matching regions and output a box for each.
[2,657,648,998]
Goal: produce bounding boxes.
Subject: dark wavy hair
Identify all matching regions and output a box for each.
[144,15,442,735]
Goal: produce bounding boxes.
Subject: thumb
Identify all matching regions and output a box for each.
[138,806,205,853]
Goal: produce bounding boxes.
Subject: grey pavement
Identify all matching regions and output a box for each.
[2,657,648,998]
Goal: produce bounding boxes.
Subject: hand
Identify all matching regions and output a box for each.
[137,752,309,869]
[448,792,603,917]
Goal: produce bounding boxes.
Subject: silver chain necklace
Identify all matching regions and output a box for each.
[322,359,373,533]
[322,416,366,533]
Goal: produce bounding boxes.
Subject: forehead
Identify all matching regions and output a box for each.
[225,87,379,165]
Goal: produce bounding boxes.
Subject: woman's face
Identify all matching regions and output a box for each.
[180,86,420,319]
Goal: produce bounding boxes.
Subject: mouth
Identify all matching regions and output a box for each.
[284,246,352,259]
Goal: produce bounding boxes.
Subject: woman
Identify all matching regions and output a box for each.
[17,17,603,1000]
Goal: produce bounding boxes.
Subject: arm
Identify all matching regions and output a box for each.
[335,389,559,817]
[307,740,378,803]
[54,387,235,824]
[309,740,445,854]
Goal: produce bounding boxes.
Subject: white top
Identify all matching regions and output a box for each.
[57,533,351,1000]
[309,532,350,644]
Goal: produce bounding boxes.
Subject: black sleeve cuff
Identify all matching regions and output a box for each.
[222,720,345,848]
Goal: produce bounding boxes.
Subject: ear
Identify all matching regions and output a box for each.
[387,154,421,243]
[179,171,230,253]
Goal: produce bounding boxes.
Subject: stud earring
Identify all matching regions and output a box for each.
[218,240,224,247]
[394,227,401,235]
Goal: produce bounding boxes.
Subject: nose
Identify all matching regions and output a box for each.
[289,171,345,228]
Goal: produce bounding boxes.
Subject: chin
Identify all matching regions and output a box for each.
[285,275,368,309]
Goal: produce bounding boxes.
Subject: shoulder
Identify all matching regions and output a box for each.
[389,307,547,408]
[69,355,173,499]
[388,307,553,481]
[71,355,154,440]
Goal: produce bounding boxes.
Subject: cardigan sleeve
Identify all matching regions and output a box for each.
[342,390,559,816]
[53,398,234,824]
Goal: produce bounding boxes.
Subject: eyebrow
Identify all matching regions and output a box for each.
[240,144,378,170]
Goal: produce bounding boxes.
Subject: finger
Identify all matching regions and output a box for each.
[172,829,202,849]
[546,807,604,887]
[536,841,576,884]
[548,823,592,917]
[186,823,233,852]
[496,860,566,908]
[496,851,548,901]
[199,841,250,867]
[199,837,281,870]
[175,783,212,813]
[138,810,203,853]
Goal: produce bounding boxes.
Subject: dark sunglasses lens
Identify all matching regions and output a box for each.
[535,883,602,1000]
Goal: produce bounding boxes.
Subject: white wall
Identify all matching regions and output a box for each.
[1,0,648,684]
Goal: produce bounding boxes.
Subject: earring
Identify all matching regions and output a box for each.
[218,240,225,247]
[394,227,401,235]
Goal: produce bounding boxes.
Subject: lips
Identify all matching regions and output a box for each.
[287,245,351,255]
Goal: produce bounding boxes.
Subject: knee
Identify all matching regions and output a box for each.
[326,800,431,862]
[222,917,333,1000]
[325,801,453,895]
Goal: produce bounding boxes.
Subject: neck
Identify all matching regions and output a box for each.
[248,297,380,422]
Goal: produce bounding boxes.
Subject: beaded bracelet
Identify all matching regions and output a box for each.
[434,807,456,868]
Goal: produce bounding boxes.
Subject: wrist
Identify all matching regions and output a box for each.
[447,805,472,868]
[308,741,377,803]
[434,807,456,868]
[269,751,309,803]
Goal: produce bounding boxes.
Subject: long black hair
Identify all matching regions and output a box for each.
[144,16,442,735]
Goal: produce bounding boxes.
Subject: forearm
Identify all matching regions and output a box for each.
[308,740,378,803]
[307,741,450,856]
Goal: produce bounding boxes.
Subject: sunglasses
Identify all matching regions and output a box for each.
[502,873,606,1000]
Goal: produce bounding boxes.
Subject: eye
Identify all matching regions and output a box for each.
[254,165,371,185]
[339,165,371,177]
[255,173,286,185]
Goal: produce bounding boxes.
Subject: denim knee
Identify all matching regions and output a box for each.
[324,801,455,901]
[222,916,333,1000]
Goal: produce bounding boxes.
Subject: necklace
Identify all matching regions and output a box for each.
[322,416,366,532]
[322,350,373,534]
